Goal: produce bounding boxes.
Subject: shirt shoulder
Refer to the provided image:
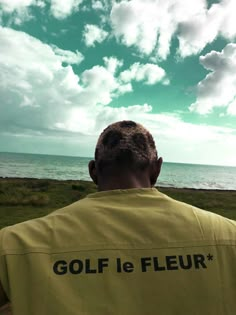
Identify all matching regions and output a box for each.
[165,193,236,242]
[0,197,91,253]
[191,203,236,241]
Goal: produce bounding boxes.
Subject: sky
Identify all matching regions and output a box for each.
[0,0,236,166]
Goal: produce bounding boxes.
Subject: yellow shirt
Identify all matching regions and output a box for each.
[0,188,236,315]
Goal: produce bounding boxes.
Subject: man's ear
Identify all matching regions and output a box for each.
[88,160,98,185]
[150,157,163,186]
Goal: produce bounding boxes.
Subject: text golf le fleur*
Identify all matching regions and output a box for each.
[53,254,214,275]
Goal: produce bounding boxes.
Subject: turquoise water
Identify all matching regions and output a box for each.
[0,152,236,190]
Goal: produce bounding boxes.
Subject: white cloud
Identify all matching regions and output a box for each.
[190,43,236,115]
[0,0,37,25]
[0,0,34,12]
[91,1,103,10]
[110,0,205,59]
[83,24,108,47]
[0,27,163,142]
[120,62,168,85]
[8,9,34,26]
[0,0,83,20]
[51,46,84,65]
[0,27,133,136]
[111,0,161,56]
[1,0,236,58]
[80,65,122,106]
[0,26,84,132]
[103,56,123,74]
[74,59,131,110]
[227,99,236,116]
[177,0,236,58]
[36,1,45,8]
[110,0,236,60]
[91,0,111,11]
[50,0,83,19]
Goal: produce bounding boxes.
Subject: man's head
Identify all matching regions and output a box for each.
[88,120,162,191]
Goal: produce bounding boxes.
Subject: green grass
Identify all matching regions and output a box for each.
[0,178,97,228]
[0,178,235,229]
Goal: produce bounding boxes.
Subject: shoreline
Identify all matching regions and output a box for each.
[0,176,235,192]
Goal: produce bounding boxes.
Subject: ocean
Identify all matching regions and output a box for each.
[0,152,236,190]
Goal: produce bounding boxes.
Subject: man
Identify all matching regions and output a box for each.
[0,120,236,314]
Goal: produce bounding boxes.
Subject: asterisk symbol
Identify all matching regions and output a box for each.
[207,254,213,261]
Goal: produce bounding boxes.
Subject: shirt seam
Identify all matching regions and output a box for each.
[1,243,236,256]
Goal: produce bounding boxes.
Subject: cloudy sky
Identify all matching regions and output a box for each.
[0,0,236,166]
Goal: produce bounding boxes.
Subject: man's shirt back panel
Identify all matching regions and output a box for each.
[0,188,235,315]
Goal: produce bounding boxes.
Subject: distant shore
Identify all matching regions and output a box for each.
[0,176,236,192]
[1,152,236,190]
[0,177,236,228]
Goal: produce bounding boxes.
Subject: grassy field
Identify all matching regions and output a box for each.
[0,177,97,228]
[0,177,236,229]
[0,177,236,314]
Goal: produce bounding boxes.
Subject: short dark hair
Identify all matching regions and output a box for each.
[95,120,158,175]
